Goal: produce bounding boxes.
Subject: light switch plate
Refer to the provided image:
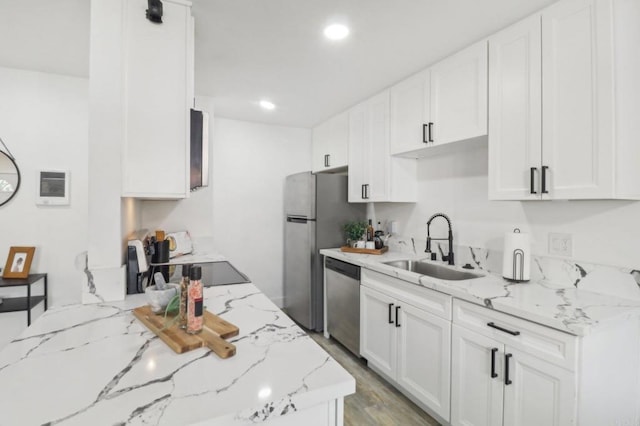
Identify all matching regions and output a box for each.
[549,233,572,257]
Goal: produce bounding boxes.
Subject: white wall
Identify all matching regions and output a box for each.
[375,140,640,269]
[0,66,89,346]
[140,114,311,306]
[211,118,311,305]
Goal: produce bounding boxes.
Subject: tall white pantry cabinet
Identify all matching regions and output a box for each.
[488,0,640,200]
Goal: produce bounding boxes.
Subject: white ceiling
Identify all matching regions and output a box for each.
[0,0,556,128]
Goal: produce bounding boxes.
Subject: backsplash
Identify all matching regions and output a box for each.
[385,235,640,301]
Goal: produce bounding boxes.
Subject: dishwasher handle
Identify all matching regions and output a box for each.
[325,257,360,281]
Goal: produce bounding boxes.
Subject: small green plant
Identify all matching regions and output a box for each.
[343,220,368,242]
[161,294,181,330]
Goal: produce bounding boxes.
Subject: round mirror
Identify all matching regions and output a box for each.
[0,151,20,206]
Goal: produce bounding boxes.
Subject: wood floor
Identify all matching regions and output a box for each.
[309,332,440,426]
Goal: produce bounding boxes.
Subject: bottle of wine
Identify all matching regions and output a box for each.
[366,219,374,242]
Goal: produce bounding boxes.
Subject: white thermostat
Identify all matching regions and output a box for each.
[36,170,70,206]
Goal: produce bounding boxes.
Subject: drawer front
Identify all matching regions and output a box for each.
[362,269,452,320]
[452,299,577,370]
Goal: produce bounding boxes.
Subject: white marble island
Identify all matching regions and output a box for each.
[0,284,354,426]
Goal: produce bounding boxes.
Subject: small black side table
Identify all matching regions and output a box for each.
[0,273,48,326]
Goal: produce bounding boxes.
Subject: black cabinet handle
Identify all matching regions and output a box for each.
[487,322,520,336]
[491,348,498,378]
[423,124,429,144]
[361,184,365,199]
[395,306,401,327]
[363,184,369,199]
[428,122,434,142]
[388,303,394,324]
[505,353,513,385]
[326,154,331,168]
[530,167,537,194]
[541,166,549,194]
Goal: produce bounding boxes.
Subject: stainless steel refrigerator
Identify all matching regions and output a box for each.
[283,171,365,331]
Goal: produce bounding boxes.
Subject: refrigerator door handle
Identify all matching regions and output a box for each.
[287,216,309,224]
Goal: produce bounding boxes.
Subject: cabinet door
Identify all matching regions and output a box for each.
[360,285,396,379]
[488,15,542,201]
[122,0,192,198]
[541,0,614,199]
[451,325,503,426]
[348,103,366,202]
[430,40,488,146]
[397,303,451,421]
[365,91,391,201]
[328,111,349,169]
[389,70,430,155]
[502,347,575,426]
[311,121,331,173]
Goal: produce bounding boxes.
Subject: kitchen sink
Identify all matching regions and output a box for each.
[382,260,481,281]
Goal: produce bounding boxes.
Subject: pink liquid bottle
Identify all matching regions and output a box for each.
[186,265,203,334]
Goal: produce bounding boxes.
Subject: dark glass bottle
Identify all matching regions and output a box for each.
[366,219,374,242]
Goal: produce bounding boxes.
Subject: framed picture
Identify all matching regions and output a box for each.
[2,247,36,279]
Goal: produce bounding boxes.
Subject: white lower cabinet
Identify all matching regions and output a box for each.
[451,324,575,426]
[451,298,640,426]
[358,267,640,426]
[451,325,504,426]
[360,270,451,422]
[502,347,575,426]
[360,285,396,378]
[396,302,451,418]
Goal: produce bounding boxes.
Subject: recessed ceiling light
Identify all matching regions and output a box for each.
[324,23,350,41]
[259,100,276,110]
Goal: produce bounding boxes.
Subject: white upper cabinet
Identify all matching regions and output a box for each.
[489,0,640,200]
[541,0,614,199]
[311,111,349,173]
[429,40,488,147]
[389,41,488,157]
[488,15,542,201]
[122,0,194,199]
[389,70,431,155]
[348,91,416,203]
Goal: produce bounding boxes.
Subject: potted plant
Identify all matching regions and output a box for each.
[343,221,368,247]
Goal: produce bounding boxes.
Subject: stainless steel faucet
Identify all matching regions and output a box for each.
[425,213,454,265]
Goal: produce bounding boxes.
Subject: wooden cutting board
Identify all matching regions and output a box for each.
[340,245,389,255]
[133,305,239,358]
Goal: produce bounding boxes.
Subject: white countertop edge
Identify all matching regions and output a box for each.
[320,248,640,336]
[228,379,355,424]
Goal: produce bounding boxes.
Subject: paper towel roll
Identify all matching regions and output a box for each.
[502,229,530,281]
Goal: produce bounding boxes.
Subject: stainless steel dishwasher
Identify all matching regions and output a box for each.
[325,257,361,357]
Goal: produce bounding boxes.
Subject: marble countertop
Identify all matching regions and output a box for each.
[320,248,640,336]
[0,284,354,425]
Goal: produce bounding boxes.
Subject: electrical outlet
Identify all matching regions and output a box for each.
[548,233,573,257]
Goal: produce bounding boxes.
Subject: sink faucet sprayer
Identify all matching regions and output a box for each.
[425,213,454,265]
